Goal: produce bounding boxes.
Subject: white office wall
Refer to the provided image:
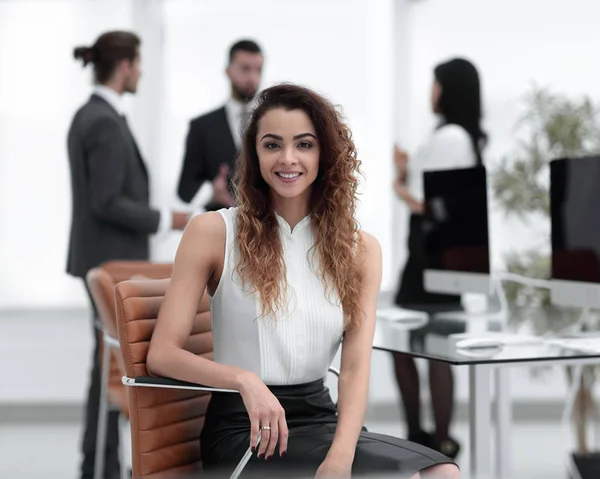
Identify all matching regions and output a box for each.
[0,0,135,309]
[2,0,599,304]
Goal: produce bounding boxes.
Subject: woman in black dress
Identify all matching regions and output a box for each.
[393,58,487,459]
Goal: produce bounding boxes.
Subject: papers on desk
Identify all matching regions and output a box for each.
[376,307,428,324]
[545,338,600,354]
[480,333,545,346]
[448,331,544,350]
[450,333,600,354]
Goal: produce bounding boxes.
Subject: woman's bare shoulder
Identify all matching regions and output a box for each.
[357,230,382,276]
[186,211,226,234]
[357,230,381,255]
[178,211,227,258]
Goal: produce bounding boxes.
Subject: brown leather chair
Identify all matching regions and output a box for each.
[114,278,341,479]
[86,261,173,479]
[114,277,213,479]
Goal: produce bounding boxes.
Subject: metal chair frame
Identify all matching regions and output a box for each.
[94,329,129,479]
[121,367,341,479]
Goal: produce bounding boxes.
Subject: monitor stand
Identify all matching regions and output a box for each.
[560,307,600,461]
[431,276,507,333]
[433,272,555,332]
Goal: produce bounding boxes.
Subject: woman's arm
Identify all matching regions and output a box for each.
[393,177,424,214]
[392,146,423,214]
[322,232,383,468]
[394,145,409,183]
[147,212,247,390]
[147,212,290,457]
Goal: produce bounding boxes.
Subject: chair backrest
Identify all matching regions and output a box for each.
[115,278,212,479]
[86,261,173,414]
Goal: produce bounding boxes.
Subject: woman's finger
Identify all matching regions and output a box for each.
[257,417,270,458]
[249,411,260,453]
[265,415,279,459]
[278,410,289,457]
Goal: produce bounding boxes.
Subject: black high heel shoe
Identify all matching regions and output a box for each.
[435,436,461,459]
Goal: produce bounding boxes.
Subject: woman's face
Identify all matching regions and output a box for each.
[431,79,442,114]
[256,107,320,202]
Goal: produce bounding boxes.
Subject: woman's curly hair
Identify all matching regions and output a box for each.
[232,83,365,332]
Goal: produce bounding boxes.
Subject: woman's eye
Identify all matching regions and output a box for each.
[265,142,280,149]
[298,141,312,149]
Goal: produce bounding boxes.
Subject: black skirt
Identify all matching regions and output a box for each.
[395,214,465,350]
[200,379,455,478]
[395,214,463,308]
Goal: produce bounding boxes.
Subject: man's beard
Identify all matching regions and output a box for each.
[123,76,138,94]
[232,83,256,103]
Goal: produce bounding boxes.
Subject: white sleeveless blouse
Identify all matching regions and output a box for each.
[209,207,345,385]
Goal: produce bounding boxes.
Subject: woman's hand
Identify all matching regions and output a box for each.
[394,144,409,183]
[393,178,424,214]
[315,455,353,478]
[237,371,289,459]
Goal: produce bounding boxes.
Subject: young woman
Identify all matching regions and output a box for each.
[393,58,487,459]
[148,84,459,478]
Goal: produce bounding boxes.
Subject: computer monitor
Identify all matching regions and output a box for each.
[550,156,600,309]
[422,165,491,295]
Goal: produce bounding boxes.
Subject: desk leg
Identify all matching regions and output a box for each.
[469,364,492,478]
[495,368,511,479]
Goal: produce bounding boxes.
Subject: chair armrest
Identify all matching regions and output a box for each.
[102,332,121,348]
[122,376,238,393]
[123,375,261,479]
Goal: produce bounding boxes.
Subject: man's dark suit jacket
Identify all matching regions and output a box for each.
[66,94,160,278]
[177,106,238,209]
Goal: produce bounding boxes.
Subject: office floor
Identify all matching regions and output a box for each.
[0,418,573,479]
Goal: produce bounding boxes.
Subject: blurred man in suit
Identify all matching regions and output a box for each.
[68,31,189,479]
[177,39,264,210]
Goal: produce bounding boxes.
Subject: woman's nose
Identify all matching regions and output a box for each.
[281,146,297,165]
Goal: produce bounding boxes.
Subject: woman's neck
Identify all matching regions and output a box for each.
[271,196,310,231]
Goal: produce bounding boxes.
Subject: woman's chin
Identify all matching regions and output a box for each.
[271,184,309,200]
[274,189,302,199]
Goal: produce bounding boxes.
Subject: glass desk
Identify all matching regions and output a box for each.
[372,320,600,479]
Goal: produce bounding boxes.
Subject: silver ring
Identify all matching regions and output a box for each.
[261,425,271,431]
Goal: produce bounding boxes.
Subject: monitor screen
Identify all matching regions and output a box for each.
[550,156,600,284]
[422,166,490,275]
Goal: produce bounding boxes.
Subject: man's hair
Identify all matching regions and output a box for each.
[228,39,262,64]
[73,31,140,84]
